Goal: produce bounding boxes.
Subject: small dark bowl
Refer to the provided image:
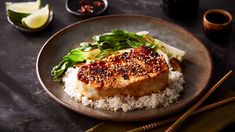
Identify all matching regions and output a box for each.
[203,9,232,41]
[66,0,108,17]
[7,11,53,32]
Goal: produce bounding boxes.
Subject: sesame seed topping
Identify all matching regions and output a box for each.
[77,46,168,84]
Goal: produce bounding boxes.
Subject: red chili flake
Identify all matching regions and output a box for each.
[77,0,104,14]
[93,1,102,7]
[78,4,94,13]
[78,6,86,13]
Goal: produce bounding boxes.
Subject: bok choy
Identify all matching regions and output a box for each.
[51,29,185,82]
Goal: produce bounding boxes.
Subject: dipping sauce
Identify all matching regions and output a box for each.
[206,12,230,24]
[203,9,232,43]
[67,0,106,16]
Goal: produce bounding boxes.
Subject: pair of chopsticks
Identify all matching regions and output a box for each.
[128,70,233,132]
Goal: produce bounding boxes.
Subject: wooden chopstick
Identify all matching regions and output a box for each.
[165,70,232,132]
[127,96,235,132]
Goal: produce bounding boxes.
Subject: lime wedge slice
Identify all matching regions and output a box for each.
[22,4,50,29]
[6,0,41,24]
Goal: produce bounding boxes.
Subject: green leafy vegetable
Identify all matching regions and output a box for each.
[51,48,100,82]
[51,29,185,83]
[51,60,71,82]
[94,29,147,51]
[79,42,98,51]
[51,29,151,82]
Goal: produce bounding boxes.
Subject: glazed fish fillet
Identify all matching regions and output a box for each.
[76,46,169,99]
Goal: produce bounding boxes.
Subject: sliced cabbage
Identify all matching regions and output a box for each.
[154,39,185,62]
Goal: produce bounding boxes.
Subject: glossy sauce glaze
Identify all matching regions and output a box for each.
[77,46,168,84]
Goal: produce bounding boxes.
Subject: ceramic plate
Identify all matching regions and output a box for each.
[36,15,212,121]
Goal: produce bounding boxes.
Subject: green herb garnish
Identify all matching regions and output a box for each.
[51,29,185,82]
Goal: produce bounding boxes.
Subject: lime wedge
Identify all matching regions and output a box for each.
[22,4,50,29]
[6,0,41,24]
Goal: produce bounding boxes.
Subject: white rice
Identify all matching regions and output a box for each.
[63,67,184,112]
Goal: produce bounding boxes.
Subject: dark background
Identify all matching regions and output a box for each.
[0,0,235,131]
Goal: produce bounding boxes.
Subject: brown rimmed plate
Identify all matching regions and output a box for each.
[36,15,212,122]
